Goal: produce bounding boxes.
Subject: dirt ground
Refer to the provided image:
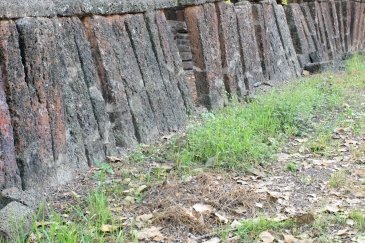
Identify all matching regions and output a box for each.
[43,78,365,243]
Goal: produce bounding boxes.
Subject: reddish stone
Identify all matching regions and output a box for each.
[185,3,226,110]
[0,63,21,190]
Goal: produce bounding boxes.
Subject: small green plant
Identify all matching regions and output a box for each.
[329,170,347,188]
[236,217,294,240]
[349,210,365,230]
[286,162,298,172]
[175,76,342,170]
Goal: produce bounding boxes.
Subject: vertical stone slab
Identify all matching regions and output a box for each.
[185,4,226,110]
[252,4,274,80]
[144,11,190,125]
[286,4,313,66]
[59,17,116,156]
[319,1,337,58]
[359,2,365,50]
[235,1,264,89]
[335,0,346,53]
[13,18,57,189]
[308,1,332,58]
[125,14,188,127]
[52,17,113,169]
[349,0,358,51]
[84,15,152,146]
[216,1,246,98]
[328,0,342,55]
[153,11,194,112]
[12,17,111,189]
[272,3,301,77]
[342,0,352,52]
[301,3,329,60]
[261,3,293,81]
[354,2,365,50]
[0,62,21,190]
[0,21,32,190]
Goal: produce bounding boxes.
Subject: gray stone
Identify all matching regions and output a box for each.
[0,187,40,210]
[83,15,158,145]
[216,1,246,98]
[286,4,315,65]
[261,3,295,81]
[319,1,338,58]
[252,4,273,80]
[179,0,222,6]
[235,2,265,90]
[0,202,34,242]
[272,3,302,77]
[301,3,329,60]
[0,39,21,190]
[0,0,180,19]
[304,61,337,73]
[125,14,185,131]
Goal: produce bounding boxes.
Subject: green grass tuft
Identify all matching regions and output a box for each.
[236,217,294,240]
[175,77,343,170]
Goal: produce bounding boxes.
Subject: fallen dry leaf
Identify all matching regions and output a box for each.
[283,234,298,243]
[214,212,228,224]
[100,224,119,233]
[259,231,275,243]
[136,213,153,222]
[106,156,123,163]
[136,226,164,240]
[193,203,213,214]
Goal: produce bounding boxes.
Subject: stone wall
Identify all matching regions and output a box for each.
[0,0,364,195]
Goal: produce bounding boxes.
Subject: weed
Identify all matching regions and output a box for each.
[286,162,298,172]
[236,217,294,240]
[174,76,342,170]
[312,212,347,234]
[349,210,365,230]
[329,170,347,188]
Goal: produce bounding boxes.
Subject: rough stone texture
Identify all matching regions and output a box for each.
[301,3,329,61]
[179,0,221,6]
[252,4,274,80]
[0,187,40,210]
[273,3,302,77]
[84,15,155,146]
[307,1,333,58]
[216,1,246,98]
[319,1,337,59]
[360,3,365,50]
[328,0,342,54]
[13,17,113,190]
[0,0,179,19]
[185,4,226,109]
[125,14,188,130]
[0,202,34,242]
[0,45,21,190]
[144,11,193,114]
[261,3,295,81]
[335,0,346,53]
[304,60,337,73]
[342,0,353,52]
[286,3,317,66]
[235,1,264,89]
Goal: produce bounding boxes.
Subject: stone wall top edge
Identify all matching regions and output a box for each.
[0,0,181,19]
